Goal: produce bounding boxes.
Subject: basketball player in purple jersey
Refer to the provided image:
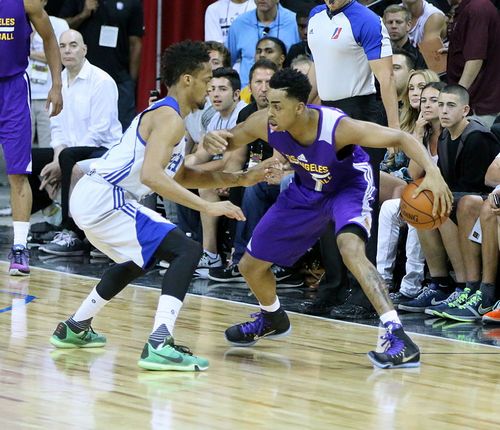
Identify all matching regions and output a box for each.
[0,0,62,275]
[205,68,452,369]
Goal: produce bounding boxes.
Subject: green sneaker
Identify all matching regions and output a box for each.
[50,321,106,348]
[137,337,209,371]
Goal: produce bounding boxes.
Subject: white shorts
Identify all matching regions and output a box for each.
[70,173,176,268]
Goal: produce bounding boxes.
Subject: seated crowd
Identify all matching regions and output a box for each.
[23,0,500,326]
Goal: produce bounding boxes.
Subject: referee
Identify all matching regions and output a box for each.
[301,0,399,318]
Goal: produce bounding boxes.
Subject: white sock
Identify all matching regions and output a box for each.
[13,221,30,247]
[73,287,109,321]
[380,310,401,326]
[204,250,218,259]
[260,297,281,313]
[153,295,183,334]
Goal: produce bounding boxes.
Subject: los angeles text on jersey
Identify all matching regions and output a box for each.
[0,17,16,40]
[285,154,329,174]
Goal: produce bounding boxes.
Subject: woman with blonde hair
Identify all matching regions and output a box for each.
[379,69,440,202]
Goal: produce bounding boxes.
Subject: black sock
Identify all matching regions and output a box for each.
[431,277,453,293]
[465,280,480,293]
[480,283,496,307]
[66,316,92,333]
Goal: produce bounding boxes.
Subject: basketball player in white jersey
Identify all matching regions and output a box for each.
[49,40,276,371]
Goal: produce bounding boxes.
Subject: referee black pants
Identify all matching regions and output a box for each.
[319,94,386,309]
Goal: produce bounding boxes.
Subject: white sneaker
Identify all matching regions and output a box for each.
[195,251,222,279]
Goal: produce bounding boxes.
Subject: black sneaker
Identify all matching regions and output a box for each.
[225,309,291,347]
[208,264,245,283]
[330,303,378,320]
[367,322,420,369]
[297,298,336,315]
[39,230,86,256]
[389,291,415,306]
[272,265,304,288]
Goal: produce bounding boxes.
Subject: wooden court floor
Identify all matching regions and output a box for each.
[1,263,500,430]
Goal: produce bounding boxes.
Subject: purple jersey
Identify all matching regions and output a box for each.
[0,0,31,78]
[268,105,370,193]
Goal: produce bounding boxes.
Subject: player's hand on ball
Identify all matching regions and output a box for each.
[203,130,233,155]
[414,170,452,218]
[205,200,246,221]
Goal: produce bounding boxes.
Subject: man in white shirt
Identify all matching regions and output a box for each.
[205,0,256,45]
[30,29,122,255]
[28,0,69,148]
[402,0,445,47]
[185,67,247,276]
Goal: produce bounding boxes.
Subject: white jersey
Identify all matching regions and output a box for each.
[92,97,186,201]
[308,3,392,101]
[204,0,256,44]
[206,100,247,132]
[408,1,444,48]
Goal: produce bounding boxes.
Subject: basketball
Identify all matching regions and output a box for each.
[400,178,448,230]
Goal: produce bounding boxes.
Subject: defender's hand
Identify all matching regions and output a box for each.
[203,130,233,155]
[204,200,245,221]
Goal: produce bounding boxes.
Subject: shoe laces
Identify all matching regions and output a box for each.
[199,251,219,265]
[448,288,470,308]
[53,231,78,247]
[416,286,438,300]
[80,326,97,341]
[239,312,268,336]
[271,265,287,276]
[380,324,405,356]
[172,344,193,356]
[459,290,482,309]
[8,247,29,264]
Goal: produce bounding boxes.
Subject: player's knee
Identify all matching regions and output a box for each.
[187,238,203,262]
[337,229,367,266]
[457,195,482,222]
[238,253,266,278]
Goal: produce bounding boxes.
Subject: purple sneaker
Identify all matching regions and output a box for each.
[367,322,420,369]
[224,309,291,347]
[8,244,30,276]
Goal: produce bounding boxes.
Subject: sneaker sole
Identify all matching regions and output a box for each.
[137,360,209,371]
[482,316,500,324]
[440,312,482,322]
[49,336,106,349]
[9,268,30,276]
[39,248,85,256]
[367,352,420,369]
[207,275,245,283]
[224,326,292,347]
[397,304,428,313]
[424,308,443,317]
[276,281,304,288]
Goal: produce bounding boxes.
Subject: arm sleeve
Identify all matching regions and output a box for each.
[226,24,240,66]
[50,113,68,149]
[80,79,120,147]
[348,8,392,61]
[460,132,499,190]
[462,8,491,60]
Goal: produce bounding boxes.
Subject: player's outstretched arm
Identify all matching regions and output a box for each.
[203,109,269,155]
[336,117,453,217]
[25,0,63,116]
[140,108,238,217]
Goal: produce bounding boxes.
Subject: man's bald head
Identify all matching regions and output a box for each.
[59,30,87,73]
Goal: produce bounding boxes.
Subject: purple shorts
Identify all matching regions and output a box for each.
[246,179,374,267]
[0,73,32,174]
